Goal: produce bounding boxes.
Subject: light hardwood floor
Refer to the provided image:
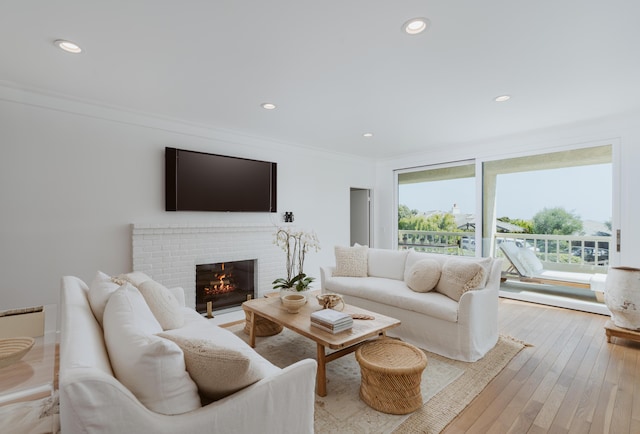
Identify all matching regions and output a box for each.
[443,298,640,434]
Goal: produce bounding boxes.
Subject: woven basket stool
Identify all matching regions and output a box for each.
[355,339,428,415]
[242,307,283,337]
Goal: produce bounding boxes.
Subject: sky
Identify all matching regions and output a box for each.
[398,164,612,223]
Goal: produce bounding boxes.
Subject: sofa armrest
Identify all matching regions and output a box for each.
[320,266,336,292]
[458,258,502,329]
[60,359,318,434]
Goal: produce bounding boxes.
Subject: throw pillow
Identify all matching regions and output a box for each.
[87,271,120,327]
[436,259,485,301]
[138,280,185,331]
[102,283,201,415]
[158,323,278,401]
[368,248,409,280]
[406,259,441,293]
[333,245,368,277]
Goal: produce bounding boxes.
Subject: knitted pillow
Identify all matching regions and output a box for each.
[138,280,185,331]
[435,259,485,301]
[333,245,369,277]
[406,259,441,293]
[112,271,152,287]
[158,324,277,401]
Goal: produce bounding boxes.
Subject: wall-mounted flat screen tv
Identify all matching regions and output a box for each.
[165,147,277,212]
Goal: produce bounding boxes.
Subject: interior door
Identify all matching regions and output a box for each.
[350,188,371,246]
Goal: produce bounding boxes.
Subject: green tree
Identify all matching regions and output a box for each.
[498,216,534,234]
[399,213,458,231]
[532,207,583,235]
[398,204,418,221]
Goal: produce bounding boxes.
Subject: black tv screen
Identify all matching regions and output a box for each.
[165,147,277,212]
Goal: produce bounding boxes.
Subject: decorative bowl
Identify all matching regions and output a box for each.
[282,294,307,313]
[0,337,35,369]
[316,293,344,311]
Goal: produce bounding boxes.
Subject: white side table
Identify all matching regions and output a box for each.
[0,305,58,433]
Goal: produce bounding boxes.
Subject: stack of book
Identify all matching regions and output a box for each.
[310,309,353,334]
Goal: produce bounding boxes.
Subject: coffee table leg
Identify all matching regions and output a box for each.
[316,343,327,397]
[249,312,256,348]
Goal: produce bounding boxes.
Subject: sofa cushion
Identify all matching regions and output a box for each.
[406,259,441,293]
[324,276,458,322]
[87,271,120,327]
[103,283,201,415]
[368,248,409,280]
[158,322,279,401]
[436,259,485,301]
[333,245,368,277]
[138,280,185,331]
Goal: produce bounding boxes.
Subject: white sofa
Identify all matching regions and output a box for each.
[320,247,503,362]
[59,274,317,434]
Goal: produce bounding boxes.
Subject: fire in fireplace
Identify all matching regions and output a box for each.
[195,260,256,314]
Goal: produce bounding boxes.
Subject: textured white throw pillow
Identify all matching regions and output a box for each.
[103,283,201,415]
[333,245,369,277]
[158,323,278,401]
[138,280,184,331]
[435,259,485,301]
[406,259,442,293]
[87,271,120,327]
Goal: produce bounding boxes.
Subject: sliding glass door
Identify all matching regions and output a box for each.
[395,144,614,313]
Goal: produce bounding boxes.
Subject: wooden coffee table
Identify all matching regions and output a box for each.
[242,292,401,396]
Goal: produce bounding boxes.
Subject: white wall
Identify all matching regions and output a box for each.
[0,86,375,310]
[374,111,640,268]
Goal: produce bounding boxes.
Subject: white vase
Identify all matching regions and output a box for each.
[604,266,640,330]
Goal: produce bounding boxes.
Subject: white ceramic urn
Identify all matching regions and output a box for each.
[604,266,640,330]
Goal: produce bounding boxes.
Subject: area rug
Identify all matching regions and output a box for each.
[228,323,526,434]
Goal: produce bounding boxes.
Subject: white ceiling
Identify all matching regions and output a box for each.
[2,1,639,159]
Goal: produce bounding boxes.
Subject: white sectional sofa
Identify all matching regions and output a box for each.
[320,247,503,362]
[59,273,317,434]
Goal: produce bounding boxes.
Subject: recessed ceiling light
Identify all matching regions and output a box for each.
[54,39,82,54]
[261,103,276,110]
[494,95,511,102]
[362,132,374,138]
[402,18,430,35]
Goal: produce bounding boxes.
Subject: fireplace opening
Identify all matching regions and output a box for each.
[195,260,256,314]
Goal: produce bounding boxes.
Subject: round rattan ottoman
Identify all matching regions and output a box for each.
[242,307,283,337]
[355,339,428,415]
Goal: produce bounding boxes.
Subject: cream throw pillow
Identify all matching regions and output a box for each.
[102,283,201,415]
[138,280,184,331]
[435,259,485,301]
[406,259,441,293]
[158,324,277,401]
[333,245,368,277]
[87,271,120,327]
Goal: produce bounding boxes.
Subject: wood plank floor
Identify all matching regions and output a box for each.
[442,298,640,434]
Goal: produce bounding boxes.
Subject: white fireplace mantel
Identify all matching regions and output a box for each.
[131,223,284,310]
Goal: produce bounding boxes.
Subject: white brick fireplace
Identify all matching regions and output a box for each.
[131,223,284,310]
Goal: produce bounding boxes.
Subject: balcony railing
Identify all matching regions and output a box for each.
[398,230,612,273]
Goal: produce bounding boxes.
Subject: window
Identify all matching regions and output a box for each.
[396,161,476,255]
